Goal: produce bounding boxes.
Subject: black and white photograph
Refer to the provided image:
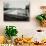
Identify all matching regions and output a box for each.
[4,0,30,21]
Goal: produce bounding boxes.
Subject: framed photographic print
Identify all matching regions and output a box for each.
[4,0,30,21]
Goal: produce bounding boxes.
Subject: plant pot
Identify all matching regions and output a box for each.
[11,36,17,44]
[41,20,46,27]
[7,39,12,44]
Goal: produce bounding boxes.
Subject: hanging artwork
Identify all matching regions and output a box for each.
[4,0,30,21]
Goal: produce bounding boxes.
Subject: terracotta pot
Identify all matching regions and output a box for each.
[41,20,46,27]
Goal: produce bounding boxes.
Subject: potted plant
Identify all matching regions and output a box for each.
[36,6,46,27]
[5,26,18,43]
[36,14,46,27]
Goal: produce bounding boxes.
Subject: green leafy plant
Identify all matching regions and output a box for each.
[36,14,46,21]
[5,26,18,39]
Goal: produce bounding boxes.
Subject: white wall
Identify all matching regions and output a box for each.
[0,0,46,39]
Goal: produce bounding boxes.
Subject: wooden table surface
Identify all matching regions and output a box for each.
[14,43,46,46]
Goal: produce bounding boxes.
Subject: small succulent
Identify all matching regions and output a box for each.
[5,26,18,39]
[36,14,46,21]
